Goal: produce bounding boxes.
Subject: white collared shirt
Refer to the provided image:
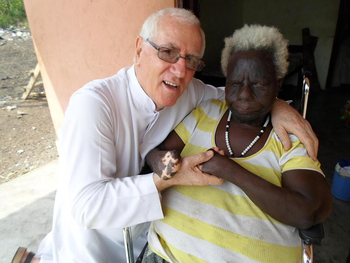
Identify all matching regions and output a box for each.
[37,65,225,262]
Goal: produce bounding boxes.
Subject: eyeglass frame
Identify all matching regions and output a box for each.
[145,38,205,72]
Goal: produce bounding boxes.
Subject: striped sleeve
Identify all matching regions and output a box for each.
[272,133,324,176]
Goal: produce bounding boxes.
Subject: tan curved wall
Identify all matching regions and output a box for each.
[24,0,175,133]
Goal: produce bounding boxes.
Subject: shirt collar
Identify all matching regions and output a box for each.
[128,65,157,113]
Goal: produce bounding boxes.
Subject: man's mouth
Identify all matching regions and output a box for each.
[163,80,178,89]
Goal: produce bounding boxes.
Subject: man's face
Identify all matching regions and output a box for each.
[134,16,203,111]
[225,50,281,125]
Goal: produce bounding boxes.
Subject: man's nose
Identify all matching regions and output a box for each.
[171,57,187,78]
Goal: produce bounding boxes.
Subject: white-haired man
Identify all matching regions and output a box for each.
[12,9,319,263]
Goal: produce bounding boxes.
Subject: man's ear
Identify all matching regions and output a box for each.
[134,36,143,63]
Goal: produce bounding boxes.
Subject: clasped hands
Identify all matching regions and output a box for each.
[151,148,227,187]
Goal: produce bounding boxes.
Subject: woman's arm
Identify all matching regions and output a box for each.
[146,130,185,180]
[201,151,332,229]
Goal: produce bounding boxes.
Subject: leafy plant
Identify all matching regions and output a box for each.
[0,0,27,28]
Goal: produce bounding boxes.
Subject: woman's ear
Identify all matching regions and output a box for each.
[275,79,283,95]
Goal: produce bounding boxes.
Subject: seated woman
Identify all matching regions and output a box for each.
[143,24,332,263]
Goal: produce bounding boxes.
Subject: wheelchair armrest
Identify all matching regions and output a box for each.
[299,223,324,245]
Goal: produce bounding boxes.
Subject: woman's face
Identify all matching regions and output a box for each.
[225,50,281,125]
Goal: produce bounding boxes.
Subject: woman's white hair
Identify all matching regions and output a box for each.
[221,24,289,79]
[139,8,206,57]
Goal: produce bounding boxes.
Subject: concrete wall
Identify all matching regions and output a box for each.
[200,0,340,89]
[24,0,174,132]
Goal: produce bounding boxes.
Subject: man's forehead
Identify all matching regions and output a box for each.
[155,18,203,55]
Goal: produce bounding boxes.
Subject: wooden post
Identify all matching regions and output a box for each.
[22,63,42,100]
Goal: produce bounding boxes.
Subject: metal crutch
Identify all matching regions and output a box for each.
[123,227,135,263]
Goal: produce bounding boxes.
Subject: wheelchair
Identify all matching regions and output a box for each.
[123,71,324,263]
[298,68,324,263]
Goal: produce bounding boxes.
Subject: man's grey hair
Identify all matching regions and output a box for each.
[221,24,289,79]
[139,8,206,57]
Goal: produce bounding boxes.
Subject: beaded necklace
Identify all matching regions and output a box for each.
[225,111,270,157]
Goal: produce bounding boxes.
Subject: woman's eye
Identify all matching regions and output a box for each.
[253,84,264,89]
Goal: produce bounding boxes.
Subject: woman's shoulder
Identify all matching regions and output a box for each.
[198,99,226,115]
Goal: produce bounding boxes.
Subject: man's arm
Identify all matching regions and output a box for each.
[201,151,332,229]
[61,91,163,229]
[271,98,319,160]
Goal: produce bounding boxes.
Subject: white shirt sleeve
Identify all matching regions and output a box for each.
[59,90,163,229]
[191,78,225,106]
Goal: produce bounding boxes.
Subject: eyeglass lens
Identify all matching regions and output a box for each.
[158,48,202,71]
[146,39,204,71]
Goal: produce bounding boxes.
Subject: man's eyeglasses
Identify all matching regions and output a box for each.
[146,39,205,72]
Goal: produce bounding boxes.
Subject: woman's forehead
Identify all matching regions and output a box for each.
[227,51,276,77]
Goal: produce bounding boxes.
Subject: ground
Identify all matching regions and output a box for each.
[0,26,58,184]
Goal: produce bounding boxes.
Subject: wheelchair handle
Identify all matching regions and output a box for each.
[301,66,312,79]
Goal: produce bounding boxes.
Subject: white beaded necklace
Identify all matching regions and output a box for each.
[225,111,270,157]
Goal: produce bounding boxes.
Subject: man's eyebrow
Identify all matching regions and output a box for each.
[160,42,180,51]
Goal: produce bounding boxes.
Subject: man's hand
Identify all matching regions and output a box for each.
[153,150,223,192]
[271,98,319,160]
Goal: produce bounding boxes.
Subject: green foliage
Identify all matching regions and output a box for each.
[0,0,27,28]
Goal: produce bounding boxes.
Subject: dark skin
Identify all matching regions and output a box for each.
[147,50,332,229]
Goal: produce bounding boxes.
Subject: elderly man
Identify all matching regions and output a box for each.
[144,24,332,263]
[13,8,319,263]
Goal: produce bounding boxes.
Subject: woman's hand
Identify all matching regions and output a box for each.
[200,148,232,180]
[148,149,182,180]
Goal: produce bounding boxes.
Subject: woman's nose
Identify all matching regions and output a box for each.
[237,83,254,100]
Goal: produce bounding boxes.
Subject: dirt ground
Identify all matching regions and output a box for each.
[0,26,58,184]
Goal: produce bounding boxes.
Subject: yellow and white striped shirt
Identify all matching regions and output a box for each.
[148,99,323,263]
